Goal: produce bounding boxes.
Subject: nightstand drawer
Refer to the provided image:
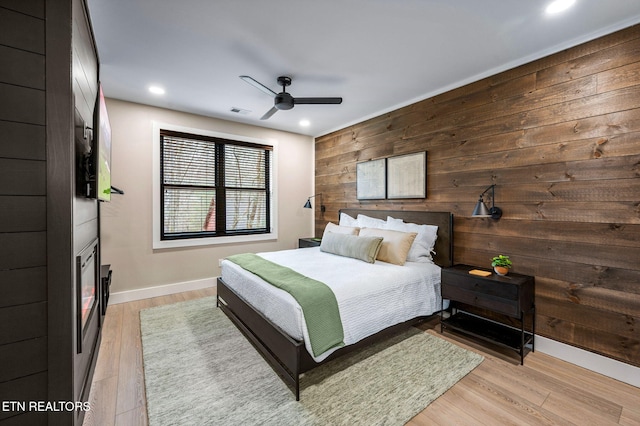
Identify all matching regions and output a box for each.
[442,272,518,300]
[441,285,519,317]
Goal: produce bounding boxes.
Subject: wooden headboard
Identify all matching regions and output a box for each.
[339,209,454,268]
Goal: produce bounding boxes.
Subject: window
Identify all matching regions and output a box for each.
[155,126,274,247]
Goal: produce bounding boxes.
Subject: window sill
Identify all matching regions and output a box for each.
[152,232,278,250]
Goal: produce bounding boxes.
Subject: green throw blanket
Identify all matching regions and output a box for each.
[226,253,344,357]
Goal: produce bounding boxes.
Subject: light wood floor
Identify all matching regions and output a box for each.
[83,288,640,426]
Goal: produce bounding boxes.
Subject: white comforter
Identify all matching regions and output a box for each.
[220,247,445,362]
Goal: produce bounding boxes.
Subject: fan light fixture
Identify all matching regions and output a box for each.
[239,75,342,120]
[303,193,325,213]
[472,184,502,220]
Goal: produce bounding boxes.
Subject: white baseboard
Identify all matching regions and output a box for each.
[108,277,216,305]
[109,282,639,389]
[536,335,640,388]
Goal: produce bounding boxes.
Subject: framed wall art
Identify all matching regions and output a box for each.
[356,158,386,200]
[387,151,426,199]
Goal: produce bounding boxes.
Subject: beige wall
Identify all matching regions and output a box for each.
[100,99,315,293]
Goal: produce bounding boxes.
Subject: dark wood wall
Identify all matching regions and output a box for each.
[0,1,48,424]
[71,1,100,415]
[0,0,101,424]
[314,25,640,367]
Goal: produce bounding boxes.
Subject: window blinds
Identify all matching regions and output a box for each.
[160,130,271,240]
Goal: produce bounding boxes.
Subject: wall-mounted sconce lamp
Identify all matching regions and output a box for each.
[303,193,325,213]
[472,184,502,220]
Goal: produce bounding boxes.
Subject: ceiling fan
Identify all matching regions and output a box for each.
[239,75,343,120]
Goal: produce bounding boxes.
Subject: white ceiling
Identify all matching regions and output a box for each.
[86,0,640,137]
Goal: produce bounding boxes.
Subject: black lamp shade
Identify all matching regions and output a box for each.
[472,184,502,220]
[303,194,325,212]
[472,197,491,217]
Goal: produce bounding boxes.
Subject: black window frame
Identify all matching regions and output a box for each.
[159,129,272,241]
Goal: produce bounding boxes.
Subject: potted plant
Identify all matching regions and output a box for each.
[491,255,512,275]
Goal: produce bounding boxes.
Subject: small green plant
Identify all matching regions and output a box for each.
[491,255,512,269]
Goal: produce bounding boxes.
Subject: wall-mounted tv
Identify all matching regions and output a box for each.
[94,84,112,201]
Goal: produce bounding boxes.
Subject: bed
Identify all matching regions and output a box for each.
[216,209,453,400]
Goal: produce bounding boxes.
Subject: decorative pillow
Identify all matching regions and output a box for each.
[386,216,438,263]
[339,212,359,227]
[356,214,387,229]
[358,228,418,266]
[320,232,383,264]
[322,222,360,239]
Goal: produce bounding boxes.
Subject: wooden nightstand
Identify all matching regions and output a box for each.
[298,237,321,248]
[440,264,535,364]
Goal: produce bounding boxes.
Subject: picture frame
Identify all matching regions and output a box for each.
[387,151,426,199]
[356,158,386,200]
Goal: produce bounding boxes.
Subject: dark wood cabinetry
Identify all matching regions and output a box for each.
[298,237,321,248]
[440,264,535,364]
[0,0,102,424]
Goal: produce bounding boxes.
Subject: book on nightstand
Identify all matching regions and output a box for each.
[468,269,492,277]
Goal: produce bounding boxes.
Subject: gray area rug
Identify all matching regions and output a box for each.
[140,296,483,426]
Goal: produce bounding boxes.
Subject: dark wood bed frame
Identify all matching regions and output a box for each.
[216,209,453,400]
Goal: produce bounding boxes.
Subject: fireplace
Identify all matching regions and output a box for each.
[76,238,99,354]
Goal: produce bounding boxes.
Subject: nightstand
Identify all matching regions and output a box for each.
[440,264,535,364]
[298,237,321,248]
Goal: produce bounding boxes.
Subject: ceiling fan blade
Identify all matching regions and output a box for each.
[294,97,343,105]
[260,106,278,120]
[239,75,277,97]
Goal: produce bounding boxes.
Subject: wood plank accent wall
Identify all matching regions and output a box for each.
[314,25,640,367]
[0,1,48,424]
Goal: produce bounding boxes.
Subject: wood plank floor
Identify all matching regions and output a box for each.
[82,288,640,426]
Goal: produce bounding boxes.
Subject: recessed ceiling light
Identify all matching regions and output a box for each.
[299,119,310,127]
[148,85,165,95]
[546,0,576,14]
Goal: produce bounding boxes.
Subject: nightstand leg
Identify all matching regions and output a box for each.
[520,310,525,365]
[440,298,444,334]
[532,305,536,353]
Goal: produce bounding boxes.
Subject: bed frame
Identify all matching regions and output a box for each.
[216,209,453,400]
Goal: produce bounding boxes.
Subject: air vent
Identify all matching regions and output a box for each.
[230,107,251,115]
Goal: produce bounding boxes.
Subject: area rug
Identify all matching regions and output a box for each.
[140,297,483,426]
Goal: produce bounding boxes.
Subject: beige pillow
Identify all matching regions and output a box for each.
[320,232,383,263]
[358,228,418,265]
[322,222,360,239]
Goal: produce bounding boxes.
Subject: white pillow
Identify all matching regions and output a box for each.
[356,214,387,229]
[386,216,438,263]
[322,222,359,238]
[339,212,359,227]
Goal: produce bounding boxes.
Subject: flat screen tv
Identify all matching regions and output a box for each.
[95,84,112,201]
